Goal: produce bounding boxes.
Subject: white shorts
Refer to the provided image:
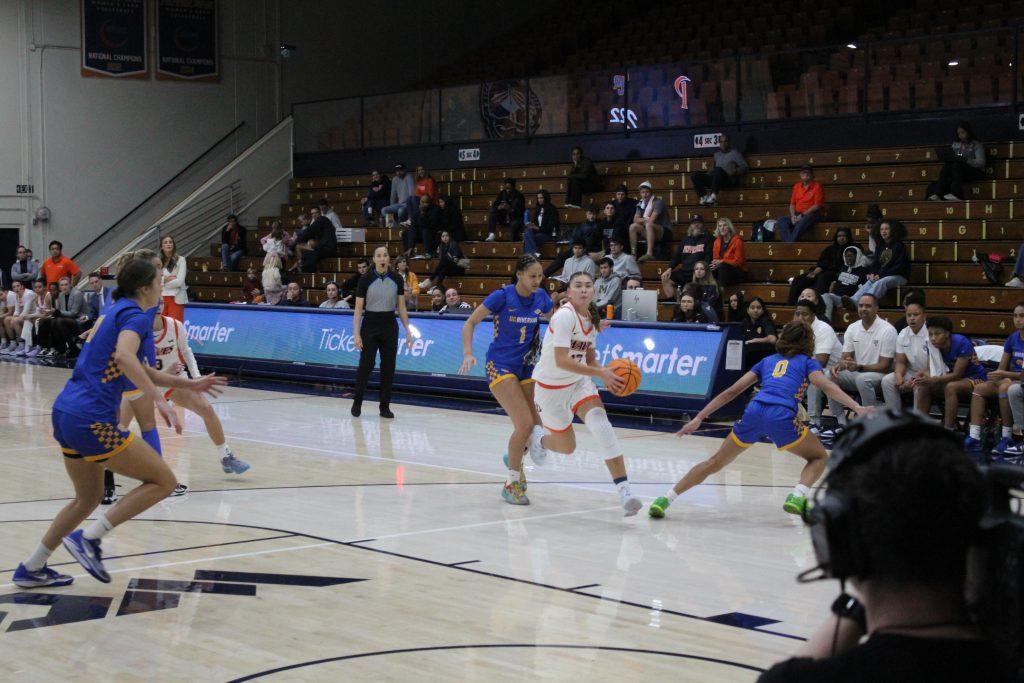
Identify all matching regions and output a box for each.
[534,377,600,432]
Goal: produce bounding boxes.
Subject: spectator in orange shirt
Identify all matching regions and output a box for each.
[775,166,824,243]
[40,240,81,287]
[402,165,438,226]
[710,218,746,286]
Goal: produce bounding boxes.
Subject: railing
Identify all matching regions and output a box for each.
[292,24,1023,154]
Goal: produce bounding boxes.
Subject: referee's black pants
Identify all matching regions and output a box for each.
[354,312,398,406]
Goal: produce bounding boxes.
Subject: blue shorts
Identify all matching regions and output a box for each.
[730,402,808,451]
[52,409,135,462]
[485,359,534,389]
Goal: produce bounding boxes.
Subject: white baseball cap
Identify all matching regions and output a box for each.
[638,181,653,190]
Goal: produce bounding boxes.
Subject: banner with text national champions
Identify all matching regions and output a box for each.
[81,0,148,78]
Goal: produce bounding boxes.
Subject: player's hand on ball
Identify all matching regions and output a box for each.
[458,354,477,375]
[192,373,227,398]
[600,367,626,393]
[156,398,182,434]
[676,415,703,436]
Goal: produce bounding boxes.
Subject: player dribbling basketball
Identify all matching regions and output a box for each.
[532,271,643,516]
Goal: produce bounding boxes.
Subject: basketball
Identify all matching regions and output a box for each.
[607,358,642,397]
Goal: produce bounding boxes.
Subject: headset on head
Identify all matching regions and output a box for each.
[798,409,962,583]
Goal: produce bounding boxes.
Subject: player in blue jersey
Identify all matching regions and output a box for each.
[650,321,868,519]
[459,255,554,505]
[964,302,1024,454]
[914,315,988,431]
[12,257,225,588]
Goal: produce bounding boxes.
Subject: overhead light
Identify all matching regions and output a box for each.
[948,60,959,66]
[846,43,857,49]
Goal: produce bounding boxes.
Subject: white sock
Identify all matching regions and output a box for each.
[219,443,232,457]
[792,483,810,498]
[969,424,981,439]
[616,480,632,499]
[83,513,114,541]
[507,468,520,485]
[24,543,54,571]
[1002,426,1013,439]
[665,489,679,503]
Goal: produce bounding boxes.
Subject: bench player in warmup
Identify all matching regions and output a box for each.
[650,319,868,519]
[532,271,643,516]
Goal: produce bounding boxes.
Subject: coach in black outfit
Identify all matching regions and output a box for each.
[351,246,413,419]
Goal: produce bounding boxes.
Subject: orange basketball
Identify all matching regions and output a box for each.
[606,358,642,397]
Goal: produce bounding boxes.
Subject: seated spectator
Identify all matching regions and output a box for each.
[438,288,472,315]
[710,218,746,286]
[486,178,525,242]
[881,293,929,412]
[393,256,419,311]
[725,291,745,322]
[848,220,910,308]
[10,245,38,287]
[610,185,637,251]
[607,238,640,280]
[262,221,291,262]
[523,189,560,257]
[692,133,749,206]
[598,200,617,252]
[544,206,604,277]
[1,280,37,356]
[0,282,18,352]
[623,276,644,291]
[689,261,721,322]
[342,258,371,307]
[295,206,337,273]
[594,257,623,317]
[361,170,391,226]
[320,198,344,240]
[551,239,598,284]
[926,121,986,201]
[319,281,349,309]
[915,315,987,430]
[565,145,602,208]
[280,281,312,308]
[80,271,108,326]
[787,227,854,304]
[429,288,444,312]
[863,204,883,256]
[661,215,713,301]
[261,254,285,305]
[741,296,778,369]
[984,302,1024,456]
[382,163,416,228]
[35,276,85,358]
[437,195,466,243]
[629,181,672,262]
[797,286,827,321]
[220,214,247,272]
[823,294,896,438]
[775,166,824,243]
[419,231,467,293]
[673,290,709,323]
[242,266,263,304]
[406,195,442,260]
[821,246,870,320]
[793,298,843,432]
[402,165,438,226]
[1006,240,1023,288]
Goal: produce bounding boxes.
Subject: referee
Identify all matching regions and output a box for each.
[351,246,413,418]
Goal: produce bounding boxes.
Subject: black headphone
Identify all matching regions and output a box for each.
[799,409,961,582]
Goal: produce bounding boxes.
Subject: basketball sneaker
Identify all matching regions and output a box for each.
[101,487,117,505]
[171,483,189,496]
[963,436,984,453]
[528,425,548,466]
[221,453,251,474]
[648,496,670,519]
[501,453,527,491]
[501,480,529,505]
[621,496,643,517]
[993,436,1013,454]
[62,530,110,583]
[1004,440,1023,456]
[12,563,74,588]
[783,493,807,515]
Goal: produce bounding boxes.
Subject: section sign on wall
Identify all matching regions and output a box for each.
[156,0,219,82]
[80,0,148,78]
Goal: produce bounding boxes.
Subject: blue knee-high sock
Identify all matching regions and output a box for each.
[141,428,162,456]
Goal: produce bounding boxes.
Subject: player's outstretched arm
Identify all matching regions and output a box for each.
[459,305,490,374]
[114,330,181,433]
[808,370,869,417]
[676,371,759,436]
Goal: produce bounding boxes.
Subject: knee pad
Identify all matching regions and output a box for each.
[583,408,621,460]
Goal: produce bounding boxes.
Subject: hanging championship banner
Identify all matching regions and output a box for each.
[156,0,219,82]
[80,0,148,79]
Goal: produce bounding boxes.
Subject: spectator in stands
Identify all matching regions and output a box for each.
[319,281,349,309]
[915,315,988,430]
[674,289,708,323]
[881,293,930,411]
[11,245,38,286]
[393,256,419,312]
[430,288,444,312]
[794,298,843,433]
[261,220,291,263]
[383,163,416,228]
[797,286,827,321]
[551,239,599,285]
[0,283,13,351]
[342,258,371,308]
[320,198,343,240]
[863,204,883,256]
[821,246,870,320]
[725,291,744,323]
[595,257,623,317]
[1004,240,1024,289]
[419,231,467,293]
[438,288,472,315]
[242,266,262,304]
[261,254,285,305]
[629,181,672,262]
[403,165,438,225]
[544,206,604,277]
[610,185,637,252]
[280,281,312,308]
[661,215,713,301]
[362,170,391,226]
[689,261,721,322]
[159,235,187,322]
[437,195,466,244]
[926,121,986,201]
[40,240,80,287]
[983,302,1024,456]
[848,220,910,308]
[607,238,640,280]
[787,227,854,304]
[565,146,602,208]
[823,294,896,438]
[624,276,644,290]
[775,166,824,243]
[692,134,749,207]
[1,281,36,356]
[741,296,778,369]
[710,217,746,286]
[35,275,85,358]
[523,189,560,258]
[220,214,247,272]
[296,206,337,273]
[486,178,526,243]
[407,195,442,260]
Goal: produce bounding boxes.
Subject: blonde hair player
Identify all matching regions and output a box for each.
[532,271,642,515]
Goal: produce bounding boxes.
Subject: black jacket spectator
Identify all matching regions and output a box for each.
[220,220,247,254]
[423,236,466,292]
[529,190,561,239]
[297,215,337,272]
[566,146,603,207]
[487,182,526,241]
[611,192,638,252]
[438,195,466,243]
[787,227,856,304]
[667,222,714,287]
[407,199,443,256]
[363,172,392,223]
[926,120,987,201]
[868,237,911,280]
[741,297,778,369]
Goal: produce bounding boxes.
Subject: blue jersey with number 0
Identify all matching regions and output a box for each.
[750,353,823,409]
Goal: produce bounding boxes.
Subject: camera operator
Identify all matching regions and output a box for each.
[759,410,1011,682]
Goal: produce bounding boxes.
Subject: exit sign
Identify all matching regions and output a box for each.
[16,184,34,194]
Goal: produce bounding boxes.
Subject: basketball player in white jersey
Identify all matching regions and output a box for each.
[532,271,642,515]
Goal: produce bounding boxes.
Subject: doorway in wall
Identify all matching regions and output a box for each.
[0,229,20,289]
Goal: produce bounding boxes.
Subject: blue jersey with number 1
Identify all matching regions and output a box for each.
[483,285,553,368]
